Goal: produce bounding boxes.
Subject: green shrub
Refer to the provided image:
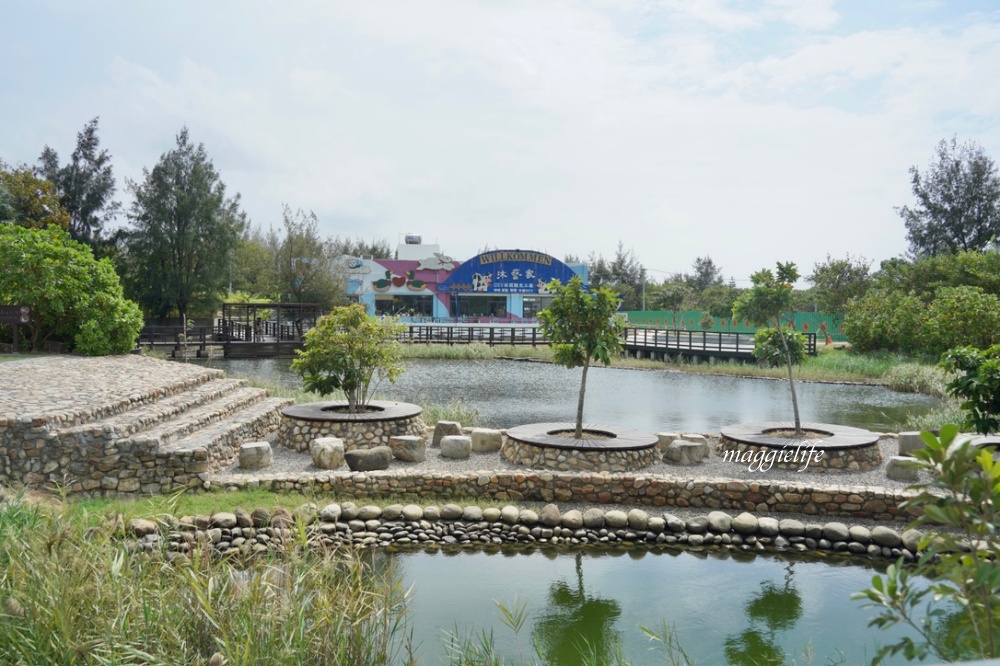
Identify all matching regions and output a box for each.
[0,224,143,354]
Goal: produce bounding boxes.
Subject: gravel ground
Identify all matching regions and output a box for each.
[216,434,930,529]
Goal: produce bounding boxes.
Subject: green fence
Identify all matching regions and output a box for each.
[624,310,849,342]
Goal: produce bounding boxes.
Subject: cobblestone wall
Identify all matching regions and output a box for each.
[0,408,283,498]
[500,438,657,472]
[208,470,919,522]
[276,414,425,452]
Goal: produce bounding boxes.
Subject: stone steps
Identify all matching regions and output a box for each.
[58,378,250,444]
[157,397,291,468]
[114,385,275,450]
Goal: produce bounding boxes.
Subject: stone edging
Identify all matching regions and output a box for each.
[124,502,924,564]
[207,470,920,523]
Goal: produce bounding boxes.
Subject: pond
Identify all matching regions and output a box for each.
[391,547,931,665]
[191,356,943,663]
[208,358,942,432]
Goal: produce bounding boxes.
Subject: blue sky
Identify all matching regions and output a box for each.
[3,1,998,282]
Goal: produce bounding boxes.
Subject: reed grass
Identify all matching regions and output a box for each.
[419,397,483,428]
[0,494,414,665]
[883,363,950,397]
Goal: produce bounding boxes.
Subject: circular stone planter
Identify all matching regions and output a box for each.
[502,422,659,472]
[277,400,424,452]
[719,422,881,473]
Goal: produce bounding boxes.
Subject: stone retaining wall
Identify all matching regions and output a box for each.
[124,502,924,563]
[276,401,425,452]
[208,470,920,523]
[276,417,425,453]
[500,437,657,472]
[717,439,883,472]
[0,400,284,498]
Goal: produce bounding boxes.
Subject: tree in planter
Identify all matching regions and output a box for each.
[291,303,405,413]
[854,424,1000,662]
[732,262,808,436]
[538,276,623,439]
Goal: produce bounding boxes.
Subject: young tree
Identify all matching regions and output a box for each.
[733,262,808,435]
[538,276,624,439]
[122,128,246,323]
[0,224,142,354]
[0,164,71,230]
[899,137,1000,257]
[291,303,405,413]
[36,117,121,251]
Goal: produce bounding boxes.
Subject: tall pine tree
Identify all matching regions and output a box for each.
[37,117,121,250]
[123,127,246,323]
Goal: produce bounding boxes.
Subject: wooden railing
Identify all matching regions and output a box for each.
[400,324,546,346]
[623,327,817,357]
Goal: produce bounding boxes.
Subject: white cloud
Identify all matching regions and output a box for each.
[2,1,999,279]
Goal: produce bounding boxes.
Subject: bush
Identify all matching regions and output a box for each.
[292,304,405,413]
[855,425,1000,663]
[0,224,142,354]
[844,285,1000,355]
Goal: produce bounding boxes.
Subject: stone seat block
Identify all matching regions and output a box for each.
[311,437,345,469]
[664,439,709,465]
[345,446,392,471]
[897,432,924,457]
[886,455,919,482]
[440,435,472,459]
[390,435,426,462]
[432,420,463,448]
[470,428,502,453]
[239,441,272,470]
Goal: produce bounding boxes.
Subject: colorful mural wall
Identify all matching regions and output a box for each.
[346,249,586,322]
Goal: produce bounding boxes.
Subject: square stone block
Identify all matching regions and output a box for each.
[240,441,273,470]
[470,428,502,453]
[440,435,472,459]
[390,435,426,462]
[311,437,345,469]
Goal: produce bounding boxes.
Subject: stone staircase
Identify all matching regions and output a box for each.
[0,356,291,496]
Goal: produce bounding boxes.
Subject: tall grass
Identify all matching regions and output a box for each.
[420,398,483,428]
[0,496,413,665]
[883,363,950,397]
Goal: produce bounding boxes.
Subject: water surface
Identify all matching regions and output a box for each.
[210,358,941,432]
[391,547,927,665]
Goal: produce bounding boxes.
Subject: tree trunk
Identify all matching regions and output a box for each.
[576,358,590,439]
[776,323,802,436]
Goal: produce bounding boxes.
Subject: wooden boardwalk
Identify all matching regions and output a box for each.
[622,327,817,362]
[138,322,816,362]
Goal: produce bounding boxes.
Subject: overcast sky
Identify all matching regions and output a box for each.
[3,1,999,283]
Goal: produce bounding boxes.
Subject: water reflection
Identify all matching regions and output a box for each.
[394,547,923,665]
[533,552,622,664]
[205,358,943,432]
[724,562,803,665]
